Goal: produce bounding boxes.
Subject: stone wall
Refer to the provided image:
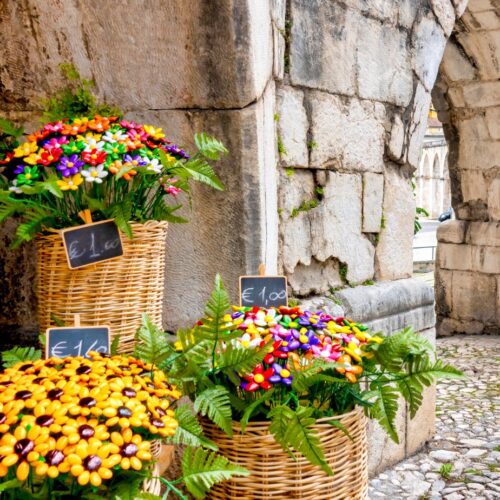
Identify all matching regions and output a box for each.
[433,0,500,335]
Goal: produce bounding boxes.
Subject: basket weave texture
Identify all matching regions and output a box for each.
[143,440,163,495]
[203,406,368,500]
[36,221,168,353]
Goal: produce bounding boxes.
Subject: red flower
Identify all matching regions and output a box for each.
[241,364,274,392]
[82,149,107,166]
[272,340,289,360]
[0,152,14,165]
[39,149,62,166]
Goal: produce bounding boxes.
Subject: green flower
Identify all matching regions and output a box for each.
[17,166,40,186]
[102,142,127,160]
[61,140,85,155]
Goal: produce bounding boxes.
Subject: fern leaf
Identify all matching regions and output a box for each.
[168,405,218,451]
[397,377,423,419]
[0,117,24,137]
[194,133,228,160]
[133,314,173,367]
[2,347,42,368]
[369,384,400,443]
[152,200,188,223]
[218,341,272,377]
[269,405,332,475]
[109,199,133,239]
[110,336,120,355]
[182,446,248,500]
[177,157,224,191]
[194,386,233,436]
[240,389,275,432]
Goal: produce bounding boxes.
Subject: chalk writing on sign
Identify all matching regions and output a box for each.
[239,276,288,308]
[46,327,110,359]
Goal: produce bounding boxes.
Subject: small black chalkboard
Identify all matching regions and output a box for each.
[239,276,288,308]
[61,220,123,269]
[46,327,110,359]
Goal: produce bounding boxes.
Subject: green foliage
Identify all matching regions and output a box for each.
[0,118,23,162]
[307,140,318,150]
[439,463,453,479]
[194,386,233,436]
[110,336,120,356]
[133,314,173,368]
[168,405,218,451]
[42,63,121,122]
[277,134,287,157]
[414,206,430,234]
[181,447,249,500]
[339,263,348,283]
[368,384,400,443]
[1,346,42,368]
[109,198,133,239]
[290,198,319,218]
[284,167,294,177]
[269,405,332,475]
[194,133,228,161]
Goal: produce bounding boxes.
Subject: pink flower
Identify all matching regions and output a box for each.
[43,122,64,133]
[165,185,182,196]
[44,137,69,150]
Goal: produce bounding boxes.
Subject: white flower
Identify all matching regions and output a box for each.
[102,130,128,143]
[8,179,23,194]
[83,138,105,152]
[81,164,108,184]
[146,158,162,174]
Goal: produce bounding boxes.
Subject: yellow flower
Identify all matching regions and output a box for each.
[24,151,42,165]
[343,341,363,363]
[57,174,83,191]
[143,125,165,140]
[13,141,38,158]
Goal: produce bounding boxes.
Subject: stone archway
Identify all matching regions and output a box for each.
[433,0,500,336]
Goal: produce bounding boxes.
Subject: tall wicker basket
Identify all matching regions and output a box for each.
[36,220,168,353]
[203,407,368,500]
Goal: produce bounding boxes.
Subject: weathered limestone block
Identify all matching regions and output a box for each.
[466,221,500,247]
[310,172,375,284]
[429,0,459,35]
[362,173,384,233]
[406,385,437,455]
[472,245,500,274]
[288,258,342,296]
[334,278,435,334]
[440,41,477,82]
[357,15,413,106]
[343,0,398,23]
[0,0,273,111]
[437,243,473,271]
[412,12,447,92]
[485,107,500,139]
[298,296,344,318]
[407,84,433,169]
[375,169,414,281]
[458,139,499,170]
[458,115,492,142]
[130,84,278,331]
[278,169,315,274]
[437,220,467,244]
[271,0,286,80]
[437,317,485,336]
[276,86,308,167]
[289,0,357,96]
[451,271,497,323]
[308,92,386,172]
[388,114,405,162]
[457,30,500,80]
[435,268,453,318]
[488,177,500,221]
[462,81,500,107]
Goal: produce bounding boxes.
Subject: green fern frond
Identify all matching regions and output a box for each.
[13,206,56,248]
[152,200,188,223]
[133,314,173,367]
[218,341,272,378]
[110,336,120,356]
[168,405,218,451]
[181,446,248,500]
[177,157,224,191]
[109,198,133,239]
[269,405,332,475]
[2,347,42,368]
[240,389,275,432]
[194,133,228,161]
[194,386,233,436]
[368,384,400,443]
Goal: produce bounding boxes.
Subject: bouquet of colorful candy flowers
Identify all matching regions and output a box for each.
[0,115,226,246]
[0,345,248,500]
[157,275,463,474]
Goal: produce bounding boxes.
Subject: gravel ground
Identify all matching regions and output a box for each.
[369,335,500,500]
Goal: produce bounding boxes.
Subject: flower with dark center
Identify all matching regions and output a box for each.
[14,439,34,458]
[15,391,31,400]
[121,443,138,458]
[122,387,136,398]
[83,455,102,472]
[76,365,92,375]
[47,388,63,400]
[78,397,96,408]
[78,425,95,439]
[45,450,64,466]
[117,406,132,418]
[35,415,54,427]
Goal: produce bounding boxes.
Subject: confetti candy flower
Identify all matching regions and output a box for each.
[81,164,108,184]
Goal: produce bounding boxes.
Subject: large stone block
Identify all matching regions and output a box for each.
[288,258,342,296]
[456,30,500,80]
[407,84,433,169]
[310,172,375,284]
[437,243,473,271]
[437,316,485,335]
[462,81,500,108]
[488,177,500,221]
[412,12,447,91]
[434,267,453,318]
[308,92,386,172]
[375,169,414,281]
[357,16,413,106]
[472,245,500,274]
[436,220,467,244]
[0,0,273,111]
[429,0,458,35]
[276,86,309,167]
[289,1,357,96]
[451,271,497,323]
[279,169,315,274]
[466,221,500,246]
[440,40,477,82]
[458,139,499,170]
[362,173,384,233]
[406,385,436,455]
[271,0,286,80]
[130,85,278,331]
[485,107,500,139]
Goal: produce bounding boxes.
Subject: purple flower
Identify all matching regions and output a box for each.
[123,154,147,167]
[268,363,293,386]
[57,154,84,178]
[165,144,190,160]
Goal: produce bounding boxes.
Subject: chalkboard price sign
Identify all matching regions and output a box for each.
[46,327,110,359]
[239,276,288,308]
[61,220,123,269]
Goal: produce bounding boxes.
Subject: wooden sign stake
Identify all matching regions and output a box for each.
[258,263,266,276]
[74,313,81,327]
[78,210,93,225]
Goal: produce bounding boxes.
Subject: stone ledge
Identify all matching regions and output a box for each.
[333,278,434,325]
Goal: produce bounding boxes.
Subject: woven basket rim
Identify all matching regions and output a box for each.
[35,219,168,240]
[205,405,363,432]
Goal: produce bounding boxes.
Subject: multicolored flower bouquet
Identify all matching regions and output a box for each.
[0,115,226,246]
[0,344,248,499]
[151,275,463,475]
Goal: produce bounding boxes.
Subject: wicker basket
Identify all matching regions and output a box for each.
[143,440,163,495]
[203,407,368,500]
[36,220,168,353]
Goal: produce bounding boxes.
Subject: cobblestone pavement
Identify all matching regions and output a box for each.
[369,335,500,500]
